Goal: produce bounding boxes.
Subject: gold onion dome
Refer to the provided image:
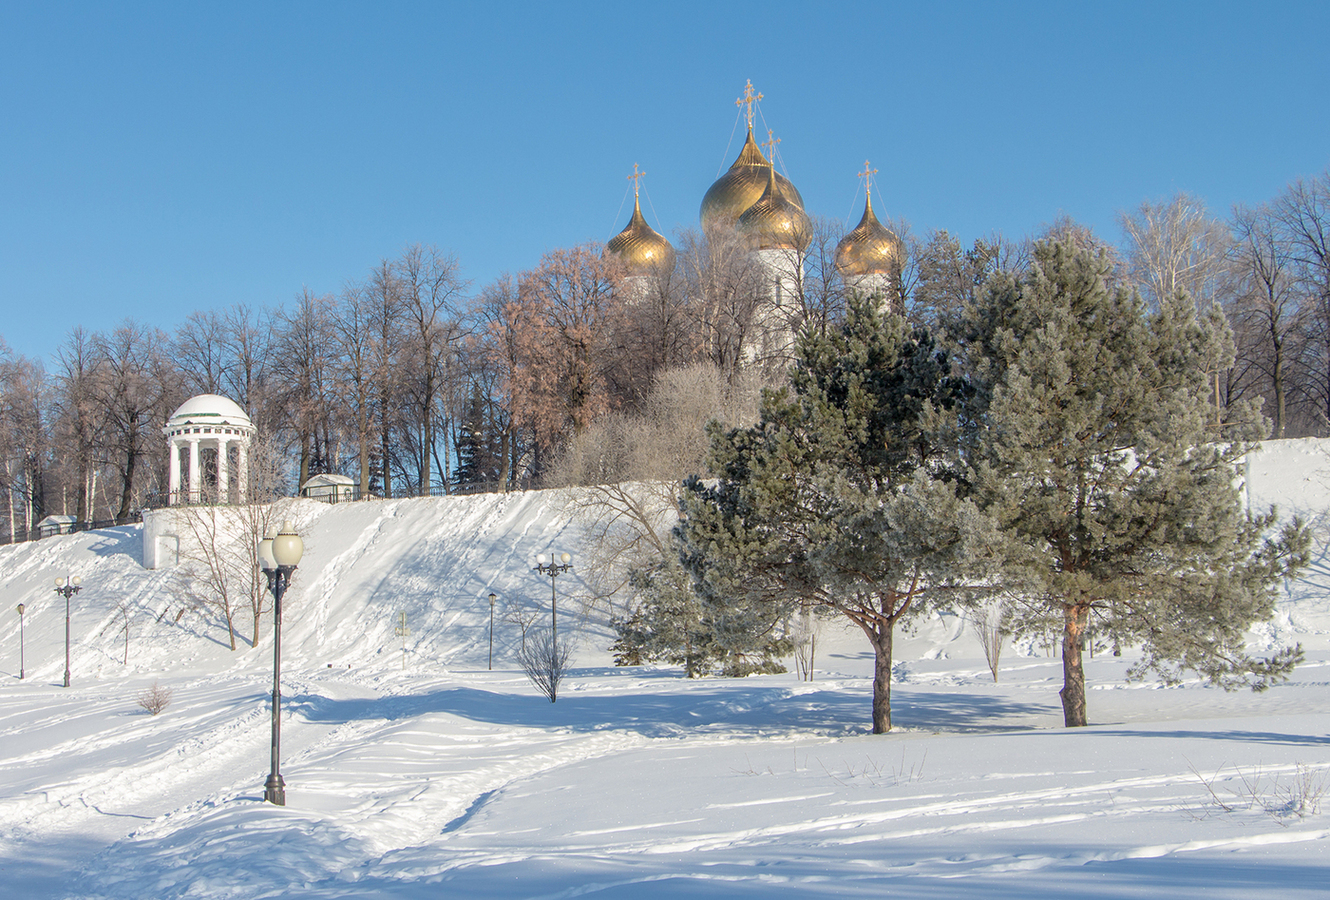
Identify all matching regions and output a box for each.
[738,163,811,251]
[835,191,902,277]
[606,194,676,274]
[700,127,805,230]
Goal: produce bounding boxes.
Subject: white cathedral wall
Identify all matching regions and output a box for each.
[747,247,804,364]
[844,273,898,313]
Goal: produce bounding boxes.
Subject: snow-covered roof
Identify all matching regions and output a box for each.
[301,473,356,489]
[166,394,253,430]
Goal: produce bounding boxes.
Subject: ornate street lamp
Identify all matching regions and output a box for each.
[258,521,303,806]
[534,552,572,656]
[54,576,81,687]
[16,603,25,680]
[488,592,497,670]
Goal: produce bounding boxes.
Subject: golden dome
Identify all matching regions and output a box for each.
[606,194,676,274]
[835,191,902,277]
[737,163,811,251]
[700,127,805,230]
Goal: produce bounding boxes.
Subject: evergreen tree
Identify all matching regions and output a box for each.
[954,240,1308,727]
[453,385,501,490]
[679,294,998,733]
[612,552,788,677]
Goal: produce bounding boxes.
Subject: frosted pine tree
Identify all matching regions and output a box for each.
[680,295,998,733]
[954,240,1308,727]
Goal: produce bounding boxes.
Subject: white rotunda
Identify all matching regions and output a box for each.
[164,394,256,505]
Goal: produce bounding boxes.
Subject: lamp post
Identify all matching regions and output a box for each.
[534,552,572,656]
[258,521,303,806]
[54,576,81,687]
[16,604,25,680]
[488,592,496,670]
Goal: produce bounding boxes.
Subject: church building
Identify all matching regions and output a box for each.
[605,81,904,362]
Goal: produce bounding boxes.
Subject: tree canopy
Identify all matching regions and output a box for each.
[952,240,1308,726]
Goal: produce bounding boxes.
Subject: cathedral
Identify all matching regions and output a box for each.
[604,81,904,342]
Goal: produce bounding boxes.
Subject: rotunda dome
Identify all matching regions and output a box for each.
[737,164,811,251]
[606,196,676,274]
[166,394,254,430]
[700,128,804,230]
[835,192,902,278]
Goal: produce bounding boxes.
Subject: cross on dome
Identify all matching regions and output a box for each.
[736,80,763,130]
[859,160,878,199]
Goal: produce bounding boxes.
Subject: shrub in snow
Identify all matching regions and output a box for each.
[137,681,173,715]
[518,630,572,702]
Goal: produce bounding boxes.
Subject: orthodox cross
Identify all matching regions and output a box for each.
[736,79,763,130]
[859,160,878,200]
[628,163,645,200]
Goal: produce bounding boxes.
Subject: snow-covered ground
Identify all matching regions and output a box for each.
[2,440,1329,898]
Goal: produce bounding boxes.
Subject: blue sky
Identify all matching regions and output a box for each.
[2,1,1327,362]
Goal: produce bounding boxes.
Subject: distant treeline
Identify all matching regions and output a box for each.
[1,170,1327,539]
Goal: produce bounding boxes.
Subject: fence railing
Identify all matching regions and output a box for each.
[7,479,518,544]
[299,479,514,504]
[4,516,134,545]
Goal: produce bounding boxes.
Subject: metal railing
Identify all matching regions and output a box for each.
[4,516,134,545]
[303,479,514,504]
[5,479,521,543]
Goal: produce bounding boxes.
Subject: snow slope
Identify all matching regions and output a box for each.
[1,441,1328,899]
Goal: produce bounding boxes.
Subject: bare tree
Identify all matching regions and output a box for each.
[220,304,273,427]
[615,257,700,409]
[273,289,337,490]
[791,605,822,682]
[677,225,768,378]
[395,244,469,492]
[0,342,49,538]
[517,630,573,702]
[475,273,530,491]
[502,598,541,654]
[53,328,107,522]
[173,310,229,396]
[550,363,767,616]
[113,598,134,665]
[92,321,170,522]
[1229,203,1304,437]
[366,259,405,496]
[800,216,848,331]
[508,244,628,464]
[1274,172,1330,430]
[177,504,248,650]
[1118,193,1230,311]
[968,598,1008,683]
[333,282,379,496]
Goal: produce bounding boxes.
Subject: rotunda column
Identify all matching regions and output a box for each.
[216,435,231,504]
[187,438,201,504]
[236,439,249,504]
[167,435,181,505]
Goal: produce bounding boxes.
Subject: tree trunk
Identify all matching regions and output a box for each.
[1060,602,1089,727]
[116,448,136,524]
[358,429,370,497]
[499,427,511,492]
[869,625,894,734]
[76,446,90,522]
[1272,331,1285,438]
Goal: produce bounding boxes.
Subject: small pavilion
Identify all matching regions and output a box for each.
[164,394,256,505]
